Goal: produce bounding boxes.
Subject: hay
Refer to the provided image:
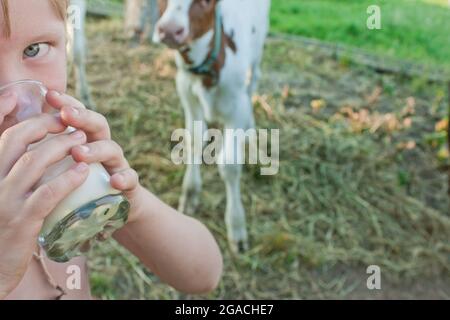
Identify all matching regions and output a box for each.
[74,18,449,299]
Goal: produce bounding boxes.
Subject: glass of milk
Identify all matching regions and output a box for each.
[0,80,130,262]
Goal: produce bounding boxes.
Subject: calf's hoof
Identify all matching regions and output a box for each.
[226,216,249,253]
[229,237,249,254]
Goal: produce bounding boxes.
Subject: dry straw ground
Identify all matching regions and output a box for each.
[71,18,449,299]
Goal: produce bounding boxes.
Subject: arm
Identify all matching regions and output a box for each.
[113,185,223,294]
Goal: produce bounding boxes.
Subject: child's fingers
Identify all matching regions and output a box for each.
[71,140,129,174]
[60,105,110,141]
[110,168,139,192]
[25,162,90,221]
[72,139,139,191]
[46,91,111,141]
[46,90,86,111]
[6,130,87,195]
[0,92,17,124]
[0,113,66,179]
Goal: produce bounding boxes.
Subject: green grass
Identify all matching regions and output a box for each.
[106,0,450,70]
[270,0,450,70]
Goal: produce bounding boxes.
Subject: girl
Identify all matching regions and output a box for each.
[0,0,222,299]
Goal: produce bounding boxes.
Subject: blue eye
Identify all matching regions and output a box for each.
[23,43,50,59]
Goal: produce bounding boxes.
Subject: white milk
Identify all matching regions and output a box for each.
[29,130,129,262]
[30,128,120,235]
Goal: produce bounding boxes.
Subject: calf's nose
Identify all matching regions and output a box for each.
[158,22,187,46]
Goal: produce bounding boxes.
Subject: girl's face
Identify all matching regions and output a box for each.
[0,0,67,131]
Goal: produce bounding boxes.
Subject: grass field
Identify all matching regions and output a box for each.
[75,18,450,299]
[270,0,450,70]
[106,0,450,70]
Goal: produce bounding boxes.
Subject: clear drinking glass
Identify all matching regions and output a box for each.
[0,80,130,262]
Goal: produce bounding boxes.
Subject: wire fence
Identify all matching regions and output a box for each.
[86,0,124,17]
[268,33,450,83]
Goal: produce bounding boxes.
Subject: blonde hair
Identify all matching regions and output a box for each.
[1,0,69,37]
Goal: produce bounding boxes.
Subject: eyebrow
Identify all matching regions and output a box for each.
[2,18,65,42]
[25,29,64,44]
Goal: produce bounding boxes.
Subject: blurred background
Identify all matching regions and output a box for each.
[74,0,450,299]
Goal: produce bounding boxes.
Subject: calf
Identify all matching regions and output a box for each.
[153,0,271,252]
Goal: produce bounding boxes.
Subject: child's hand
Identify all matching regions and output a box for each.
[46,92,141,222]
[0,93,90,298]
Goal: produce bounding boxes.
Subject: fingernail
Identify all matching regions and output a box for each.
[79,145,90,154]
[71,130,84,139]
[52,90,61,96]
[70,107,80,116]
[74,162,88,173]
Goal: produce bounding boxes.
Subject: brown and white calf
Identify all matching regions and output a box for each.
[153,0,271,252]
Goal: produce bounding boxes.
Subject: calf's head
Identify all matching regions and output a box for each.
[153,0,218,49]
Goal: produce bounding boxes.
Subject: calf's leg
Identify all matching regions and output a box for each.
[218,93,253,252]
[176,73,206,215]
